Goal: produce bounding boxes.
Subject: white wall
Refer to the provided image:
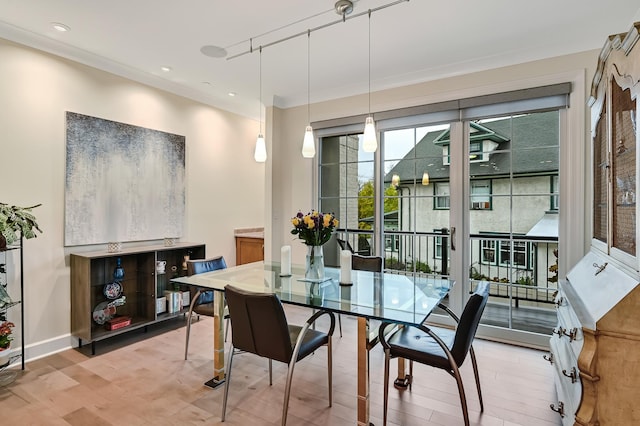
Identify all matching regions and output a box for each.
[0,38,264,359]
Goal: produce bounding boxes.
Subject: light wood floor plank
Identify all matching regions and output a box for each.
[0,305,561,425]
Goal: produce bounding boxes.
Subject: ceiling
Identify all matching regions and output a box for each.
[1,0,639,120]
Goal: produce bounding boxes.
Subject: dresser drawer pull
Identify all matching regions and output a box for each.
[543,353,554,364]
[593,262,608,276]
[562,366,578,383]
[562,327,578,342]
[552,326,565,338]
[550,401,565,417]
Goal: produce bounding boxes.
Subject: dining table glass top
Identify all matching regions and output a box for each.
[172,261,454,326]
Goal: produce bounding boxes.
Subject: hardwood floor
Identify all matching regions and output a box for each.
[0,305,562,425]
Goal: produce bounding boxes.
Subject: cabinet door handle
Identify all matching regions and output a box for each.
[562,366,578,383]
[562,327,578,342]
[550,401,565,417]
[554,296,565,308]
[543,352,554,364]
[593,262,608,276]
[552,326,565,338]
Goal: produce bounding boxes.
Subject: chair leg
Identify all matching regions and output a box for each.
[282,358,299,426]
[409,360,413,391]
[221,346,236,422]
[382,349,391,426]
[338,314,343,337]
[327,338,333,407]
[269,358,273,386]
[451,364,470,426]
[184,310,194,360]
[469,346,484,412]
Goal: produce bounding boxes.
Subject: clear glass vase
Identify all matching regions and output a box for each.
[305,245,325,281]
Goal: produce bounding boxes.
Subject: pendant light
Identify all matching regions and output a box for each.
[254,44,267,162]
[302,30,316,158]
[362,9,377,152]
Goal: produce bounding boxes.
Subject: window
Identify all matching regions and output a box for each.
[470,179,491,209]
[481,240,496,264]
[499,240,530,268]
[550,175,559,210]
[434,182,450,209]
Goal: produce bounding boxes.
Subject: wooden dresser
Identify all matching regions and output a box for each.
[549,252,640,425]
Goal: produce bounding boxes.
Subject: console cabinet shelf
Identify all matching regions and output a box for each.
[71,242,205,352]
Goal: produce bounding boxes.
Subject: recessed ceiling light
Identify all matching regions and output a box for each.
[200,45,228,59]
[161,66,172,72]
[52,22,70,32]
[228,92,236,97]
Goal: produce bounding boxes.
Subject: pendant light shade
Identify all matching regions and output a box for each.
[302,125,315,158]
[363,116,377,152]
[422,171,430,186]
[302,30,316,158]
[254,134,267,162]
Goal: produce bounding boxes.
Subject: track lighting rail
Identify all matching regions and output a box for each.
[227,0,409,61]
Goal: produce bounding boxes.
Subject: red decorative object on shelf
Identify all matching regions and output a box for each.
[105,316,131,331]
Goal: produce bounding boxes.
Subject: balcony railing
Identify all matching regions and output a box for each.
[337,230,559,307]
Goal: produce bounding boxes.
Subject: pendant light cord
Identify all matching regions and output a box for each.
[368,9,371,116]
[259,45,263,134]
[307,29,311,124]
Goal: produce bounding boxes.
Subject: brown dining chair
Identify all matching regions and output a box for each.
[184,256,227,360]
[378,281,490,426]
[221,284,335,426]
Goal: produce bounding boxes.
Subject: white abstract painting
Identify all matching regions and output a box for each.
[65,112,185,246]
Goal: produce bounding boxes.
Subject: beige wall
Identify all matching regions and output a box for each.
[268,50,598,270]
[0,38,264,358]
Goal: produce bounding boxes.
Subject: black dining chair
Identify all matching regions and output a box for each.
[222,284,335,426]
[378,281,490,426]
[336,238,354,253]
[184,256,227,360]
[351,254,383,272]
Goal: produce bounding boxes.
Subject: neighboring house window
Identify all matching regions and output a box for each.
[434,182,450,209]
[435,236,443,259]
[481,240,496,264]
[499,240,530,268]
[551,175,559,210]
[471,179,491,209]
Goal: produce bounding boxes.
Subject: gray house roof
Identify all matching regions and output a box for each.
[385,111,559,183]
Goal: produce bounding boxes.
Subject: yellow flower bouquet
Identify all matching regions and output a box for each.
[291,210,339,246]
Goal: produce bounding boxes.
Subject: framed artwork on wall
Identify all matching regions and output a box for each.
[64,112,185,246]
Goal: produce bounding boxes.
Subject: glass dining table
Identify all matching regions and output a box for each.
[172,261,453,426]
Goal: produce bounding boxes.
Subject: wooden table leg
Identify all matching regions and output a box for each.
[357,317,370,426]
[394,324,410,390]
[394,358,411,389]
[204,293,226,388]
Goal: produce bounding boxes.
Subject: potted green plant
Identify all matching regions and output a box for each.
[0,320,14,366]
[0,203,42,249]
